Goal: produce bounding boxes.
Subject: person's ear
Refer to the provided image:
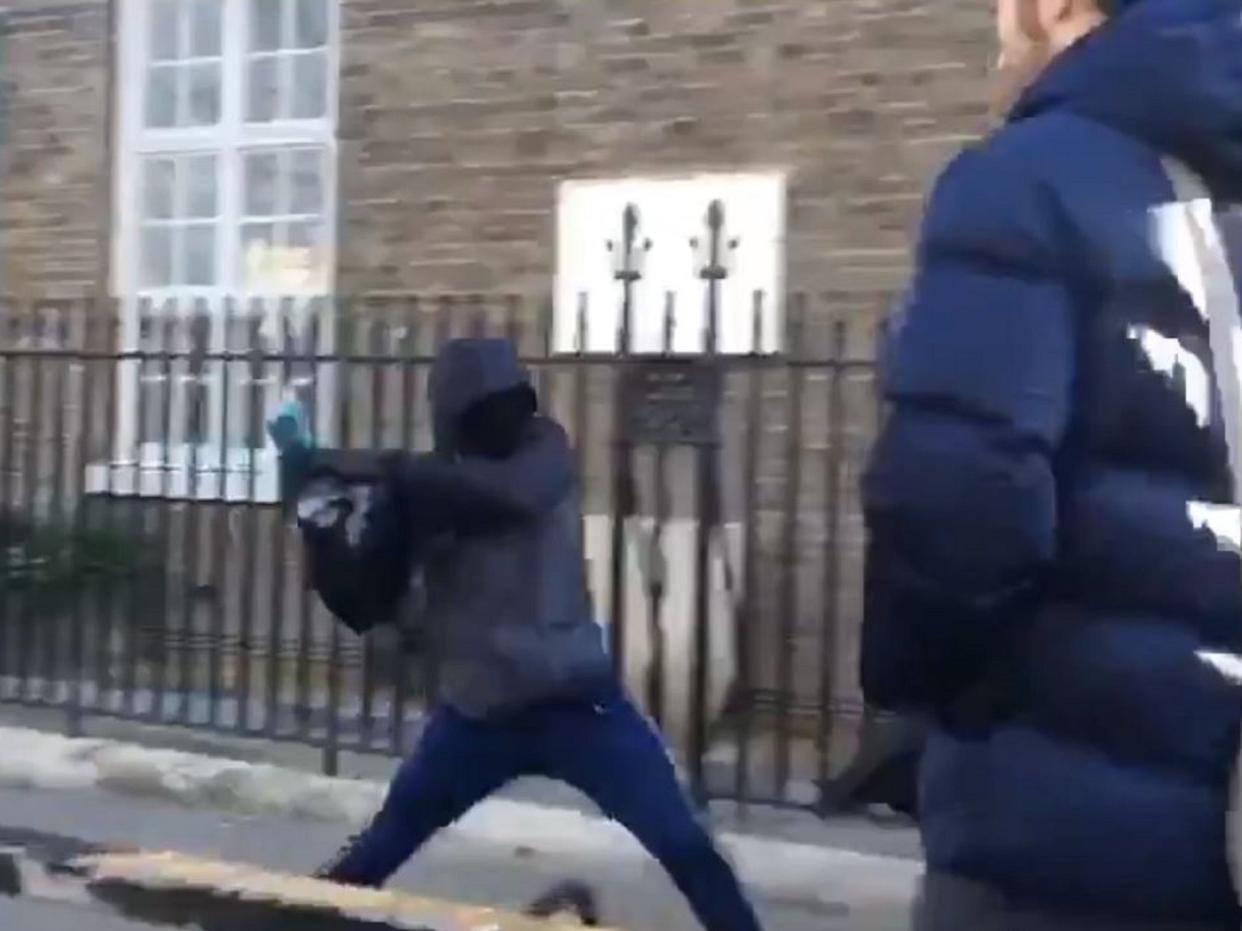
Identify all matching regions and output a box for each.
[1041,0,1079,27]
[1015,0,1048,41]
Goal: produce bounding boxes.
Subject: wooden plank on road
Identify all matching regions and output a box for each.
[71,849,609,931]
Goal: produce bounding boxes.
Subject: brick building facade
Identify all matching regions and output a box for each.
[3,0,993,303]
[0,0,996,773]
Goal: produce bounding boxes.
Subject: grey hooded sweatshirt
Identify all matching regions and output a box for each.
[297,338,613,719]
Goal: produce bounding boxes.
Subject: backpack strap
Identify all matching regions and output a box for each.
[1161,156,1242,906]
[1161,157,1242,503]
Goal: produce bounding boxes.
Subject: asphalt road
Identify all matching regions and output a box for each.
[5,897,162,931]
[0,784,920,930]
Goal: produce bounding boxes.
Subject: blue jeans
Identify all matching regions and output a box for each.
[320,693,763,931]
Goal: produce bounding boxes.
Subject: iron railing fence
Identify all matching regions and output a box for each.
[0,195,888,811]
[0,288,880,814]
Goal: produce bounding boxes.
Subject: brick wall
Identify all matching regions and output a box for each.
[340,0,996,718]
[0,0,999,755]
[338,0,994,315]
[0,1,997,313]
[0,1,112,299]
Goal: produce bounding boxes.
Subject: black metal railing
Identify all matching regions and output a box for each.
[0,208,883,814]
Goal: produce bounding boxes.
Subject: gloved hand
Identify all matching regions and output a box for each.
[266,398,313,455]
[268,398,315,507]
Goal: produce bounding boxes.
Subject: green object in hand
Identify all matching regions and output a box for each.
[268,399,316,507]
[267,399,313,454]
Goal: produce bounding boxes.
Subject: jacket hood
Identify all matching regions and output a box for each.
[429,338,533,452]
[1010,0,1242,197]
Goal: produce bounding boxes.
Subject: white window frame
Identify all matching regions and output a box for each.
[90,0,340,502]
[554,172,787,356]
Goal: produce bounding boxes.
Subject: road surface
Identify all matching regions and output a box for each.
[6,897,163,931]
[0,783,920,930]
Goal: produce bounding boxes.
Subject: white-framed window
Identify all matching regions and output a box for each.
[554,172,786,355]
[89,0,339,502]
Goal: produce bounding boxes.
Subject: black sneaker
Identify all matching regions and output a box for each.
[525,880,600,926]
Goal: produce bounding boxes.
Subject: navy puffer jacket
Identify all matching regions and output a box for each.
[862,0,1242,920]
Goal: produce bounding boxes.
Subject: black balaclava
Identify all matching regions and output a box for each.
[454,385,537,460]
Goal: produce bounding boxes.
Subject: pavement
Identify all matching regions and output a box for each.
[0,785,920,930]
[0,712,924,930]
[3,831,604,930]
[7,897,159,931]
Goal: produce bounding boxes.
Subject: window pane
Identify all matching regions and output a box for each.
[244,152,279,216]
[247,57,279,122]
[289,149,323,214]
[185,154,217,218]
[143,158,176,220]
[184,224,216,286]
[294,0,327,48]
[250,0,283,51]
[286,298,321,398]
[189,0,222,57]
[286,219,319,249]
[286,220,325,289]
[241,223,277,288]
[291,52,326,119]
[150,0,180,62]
[141,227,174,288]
[139,339,169,447]
[187,63,221,125]
[145,66,178,128]
[221,309,265,448]
[226,367,266,449]
[185,357,210,445]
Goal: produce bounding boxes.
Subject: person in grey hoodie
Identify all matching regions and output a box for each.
[270,337,763,931]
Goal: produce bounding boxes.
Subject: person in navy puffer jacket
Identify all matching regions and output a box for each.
[862,0,1242,927]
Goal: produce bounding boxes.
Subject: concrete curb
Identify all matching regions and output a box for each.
[0,725,922,907]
